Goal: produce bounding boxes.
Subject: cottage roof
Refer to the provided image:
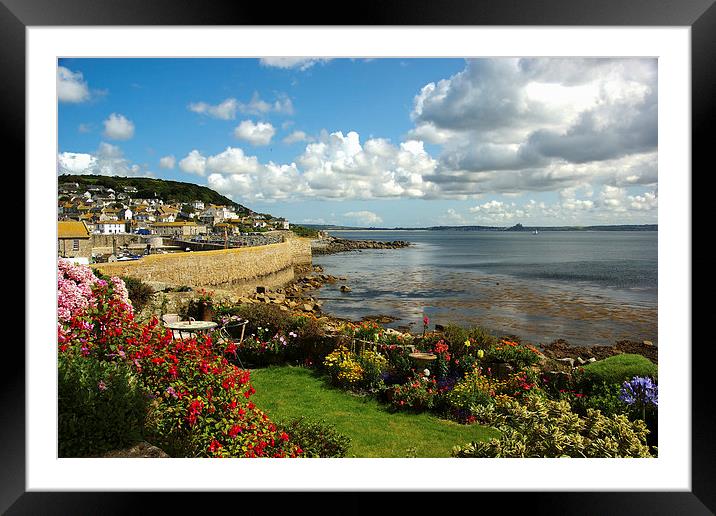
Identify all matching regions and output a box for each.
[58,220,90,239]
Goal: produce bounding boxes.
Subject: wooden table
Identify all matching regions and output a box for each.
[164,320,218,340]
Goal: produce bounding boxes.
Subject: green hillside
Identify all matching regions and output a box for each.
[58,174,251,213]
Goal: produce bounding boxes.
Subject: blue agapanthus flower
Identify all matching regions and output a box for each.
[620,376,658,407]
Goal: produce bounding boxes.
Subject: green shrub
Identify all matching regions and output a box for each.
[58,353,147,457]
[376,342,414,383]
[356,349,389,391]
[444,368,496,420]
[384,374,439,413]
[576,354,657,392]
[224,303,293,335]
[568,382,630,417]
[290,225,320,238]
[280,417,351,457]
[452,395,653,458]
[443,324,498,352]
[216,302,330,366]
[120,276,155,313]
[484,338,542,371]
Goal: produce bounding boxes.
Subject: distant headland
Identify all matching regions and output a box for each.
[303,223,658,232]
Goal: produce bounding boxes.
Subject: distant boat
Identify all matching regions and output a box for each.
[532,230,539,235]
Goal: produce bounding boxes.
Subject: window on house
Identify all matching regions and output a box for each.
[72,239,79,251]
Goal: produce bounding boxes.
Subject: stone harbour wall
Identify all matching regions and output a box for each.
[92,237,313,288]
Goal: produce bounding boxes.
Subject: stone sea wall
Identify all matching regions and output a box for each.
[92,237,312,288]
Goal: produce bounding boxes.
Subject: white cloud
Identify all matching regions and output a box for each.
[178,150,207,176]
[58,142,149,177]
[102,113,135,140]
[195,130,439,203]
[237,93,271,116]
[57,66,91,103]
[188,98,239,120]
[189,93,294,119]
[234,120,276,146]
[628,191,658,211]
[297,131,437,200]
[206,147,261,175]
[159,155,176,169]
[282,130,312,144]
[410,58,657,201]
[259,57,332,71]
[343,211,383,226]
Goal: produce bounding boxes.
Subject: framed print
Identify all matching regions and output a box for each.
[5,0,710,513]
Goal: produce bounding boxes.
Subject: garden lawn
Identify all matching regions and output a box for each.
[249,365,500,458]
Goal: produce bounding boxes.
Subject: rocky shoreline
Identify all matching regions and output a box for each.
[144,256,657,366]
[312,236,411,255]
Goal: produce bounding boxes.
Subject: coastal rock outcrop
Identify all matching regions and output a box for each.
[312,237,411,255]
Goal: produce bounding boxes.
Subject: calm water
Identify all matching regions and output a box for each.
[313,230,658,347]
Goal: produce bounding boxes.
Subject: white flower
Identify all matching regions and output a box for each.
[423,369,430,377]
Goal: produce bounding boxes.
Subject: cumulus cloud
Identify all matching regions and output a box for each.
[282,130,313,144]
[297,131,438,199]
[178,150,207,175]
[234,120,276,146]
[103,113,135,140]
[191,130,440,203]
[57,66,91,103]
[411,58,658,200]
[343,211,383,226]
[237,92,294,116]
[58,142,149,177]
[259,57,332,71]
[188,98,239,120]
[159,155,176,169]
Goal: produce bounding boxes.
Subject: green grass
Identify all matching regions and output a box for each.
[249,365,500,458]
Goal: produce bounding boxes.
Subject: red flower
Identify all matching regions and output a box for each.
[208,439,223,453]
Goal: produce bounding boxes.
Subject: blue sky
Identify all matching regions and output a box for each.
[58,57,658,227]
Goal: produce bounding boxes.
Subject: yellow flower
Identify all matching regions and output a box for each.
[477,349,485,359]
[464,339,471,347]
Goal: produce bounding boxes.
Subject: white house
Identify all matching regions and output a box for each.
[95,221,127,235]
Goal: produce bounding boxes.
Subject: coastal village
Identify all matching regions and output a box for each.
[57,180,292,264]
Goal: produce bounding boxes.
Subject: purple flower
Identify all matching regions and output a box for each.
[620,376,658,407]
[166,386,178,398]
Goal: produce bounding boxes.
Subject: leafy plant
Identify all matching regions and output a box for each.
[444,368,497,421]
[120,276,155,313]
[484,338,541,370]
[356,349,389,391]
[58,353,147,457]
[384,373,439,413]
[279,416,351,458]
[452,395,653,458]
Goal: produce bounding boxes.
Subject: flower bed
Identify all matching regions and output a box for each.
[57,259,302,458]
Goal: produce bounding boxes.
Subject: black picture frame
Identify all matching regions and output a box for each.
[5,0,708,513]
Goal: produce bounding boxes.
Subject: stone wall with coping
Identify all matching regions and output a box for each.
[91,237,313,288]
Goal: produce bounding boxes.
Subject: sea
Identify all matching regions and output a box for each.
[312,230,658,347]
